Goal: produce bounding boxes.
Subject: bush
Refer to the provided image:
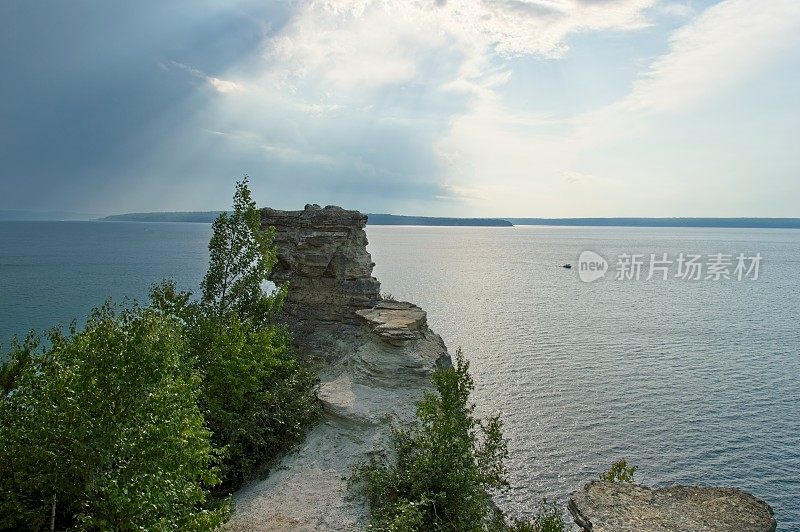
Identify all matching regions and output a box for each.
[356,349,575,532]
[356,349,509,531]
[508,499,566,532]
[150,177,320,491]
[0,178,320,529]
[191,313,320,490]
[0,305,229,531]
[600,459,637,483]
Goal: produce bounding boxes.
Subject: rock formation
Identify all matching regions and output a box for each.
[569,481,777,532]
[227,206,448,531]
[262,205,381,326]
[229,204,776,531]
[356,300,428,347]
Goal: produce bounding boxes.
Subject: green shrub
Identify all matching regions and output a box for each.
[0,178,320,530]
[149,177,320,492]
[0,305,229,531]
[600,459,637,483]
[192,314,320,490]
[356,349,509,531]
[508,499,566,532]
[356,349,575,532]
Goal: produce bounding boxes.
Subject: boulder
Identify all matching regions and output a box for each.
[568,481,776,532]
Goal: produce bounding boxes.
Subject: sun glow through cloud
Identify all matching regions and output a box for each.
[1,0,799,216]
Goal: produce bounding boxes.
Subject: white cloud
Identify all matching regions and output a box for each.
[621,0,800,114]
[264,0,657,93]
[174,0,800,215]
[168,61,244,94]
[295,103,345,115]
[437,0,800,214]
[208,77,243,93]
[658,2,694,18]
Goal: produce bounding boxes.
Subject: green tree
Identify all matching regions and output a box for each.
[600,459,637,483]
[357,349,509,531]
[0,304,229,531]
[201,176,284,323]
[150,177,320,492]
[194,316,320,490]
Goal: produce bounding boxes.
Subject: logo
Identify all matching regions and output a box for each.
[578,250,608,282]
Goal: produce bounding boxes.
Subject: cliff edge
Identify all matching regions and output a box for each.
[228,204,777,531]
[227,205,448,531]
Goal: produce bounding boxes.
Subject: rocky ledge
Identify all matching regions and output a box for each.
[569,481,777,532]
[227,206,448,531]
[356,300,427,346]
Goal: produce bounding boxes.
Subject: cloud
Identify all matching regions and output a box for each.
[208,77,243,93]
[619,0,800,114]
[188,0,659,215]
[264,0,657,94]
[435,0,800,214]
[657,2,694,18]
[168,61,244,94]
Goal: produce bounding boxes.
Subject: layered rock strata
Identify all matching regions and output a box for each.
[261,204,381,326]
[569,481,777,532]
[227,206,448,531]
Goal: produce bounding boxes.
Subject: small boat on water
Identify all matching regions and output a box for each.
[562,263,572,269]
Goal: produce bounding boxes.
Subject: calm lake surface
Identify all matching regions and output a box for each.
[1,221,798,529]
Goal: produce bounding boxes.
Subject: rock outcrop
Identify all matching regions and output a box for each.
[569,481,777,532]
[227,206,448,531]
[356,300,428,346]
[262,204,381,326]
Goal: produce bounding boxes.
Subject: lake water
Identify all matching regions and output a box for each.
[1,221,798,529]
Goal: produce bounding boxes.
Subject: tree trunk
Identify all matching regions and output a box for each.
[50,494,56,532]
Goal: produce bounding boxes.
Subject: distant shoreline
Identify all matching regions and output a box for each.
[97,212,800,229]
[4,210,799,229]
[507,217,800,229]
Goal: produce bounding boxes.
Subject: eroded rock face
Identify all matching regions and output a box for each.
[568,481,777,532]
[228,205,448,531]
[356,301,428,346]
[262,204,381,325]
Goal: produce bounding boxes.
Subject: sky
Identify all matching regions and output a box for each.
[1,0,799,217]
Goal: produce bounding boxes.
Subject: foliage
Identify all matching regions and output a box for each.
[0,305,229,531]
[0,178,320,529]
[356,349,574,532]
[187,312,320,490]
[0,333,41,396]
[356,349,509,531]
[508,499,566,532]
[600,459,637,483]
[151,177,320,492]
[201,176,284,324]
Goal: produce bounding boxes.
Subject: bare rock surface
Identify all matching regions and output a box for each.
[568,481,777,532]
[262,204,381,327]
[356,301,427,346]
[226,207,449,531]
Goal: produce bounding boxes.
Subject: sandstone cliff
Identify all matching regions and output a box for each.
[229,204,777,532]
[227,205,448,531]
